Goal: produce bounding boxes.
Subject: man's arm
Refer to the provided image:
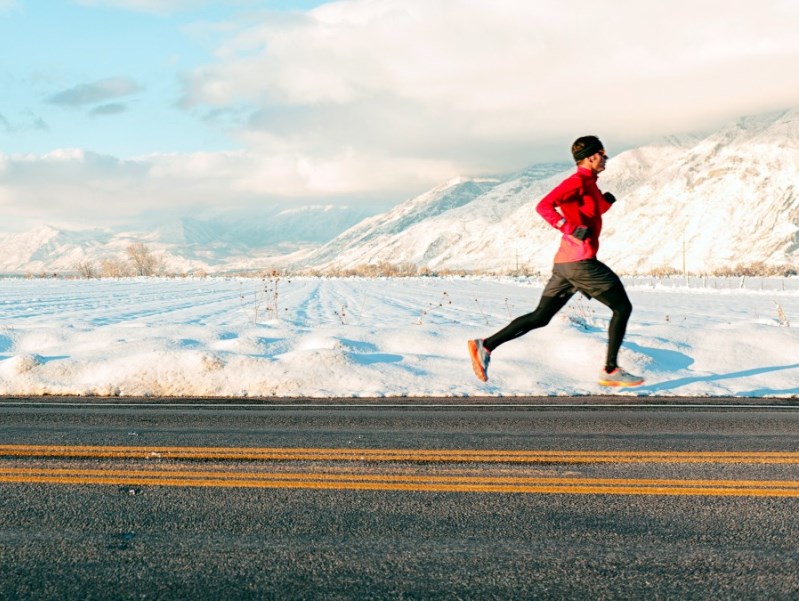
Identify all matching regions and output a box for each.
[536,178,582,234]
[599,191,616,214]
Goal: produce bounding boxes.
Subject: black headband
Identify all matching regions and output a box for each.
[572,140,604,162]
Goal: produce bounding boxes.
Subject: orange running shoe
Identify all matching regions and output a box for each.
[468,339,491,382]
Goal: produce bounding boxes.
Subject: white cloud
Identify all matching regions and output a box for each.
[0,147,422,232]
[179,0,799,178]
[73,0,209,14]
[0,150,153,229]
[47,77,143,107]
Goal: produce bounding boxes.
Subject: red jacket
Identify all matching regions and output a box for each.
[536,166,613,263]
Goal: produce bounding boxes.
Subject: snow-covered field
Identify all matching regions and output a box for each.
[0,276,797,398]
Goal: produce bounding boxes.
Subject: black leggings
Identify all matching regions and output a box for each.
[483,284,633,372]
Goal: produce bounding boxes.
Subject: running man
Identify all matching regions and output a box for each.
[468,135,644,387]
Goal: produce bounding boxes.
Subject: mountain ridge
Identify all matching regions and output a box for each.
[1,109,798,275]
[300,109,799,274]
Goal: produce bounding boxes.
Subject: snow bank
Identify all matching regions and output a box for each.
[0,276,797,398]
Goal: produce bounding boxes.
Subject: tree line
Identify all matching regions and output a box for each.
[74,243,166,278]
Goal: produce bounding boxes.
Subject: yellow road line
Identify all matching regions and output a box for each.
[4,445,798,496]
[2,445,799,464]
[1,467,798,496]
[4,466,799,487]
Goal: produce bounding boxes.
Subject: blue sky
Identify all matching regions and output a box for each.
[1,1,330,156]
[2,0,799,231]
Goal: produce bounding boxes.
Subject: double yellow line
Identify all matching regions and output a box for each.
[2,445,799,464]
[1,466,799,496]
[2,445,799,496]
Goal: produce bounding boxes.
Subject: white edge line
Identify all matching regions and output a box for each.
[0,402,798,410]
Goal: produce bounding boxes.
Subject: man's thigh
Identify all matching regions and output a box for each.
[552,259,621,299]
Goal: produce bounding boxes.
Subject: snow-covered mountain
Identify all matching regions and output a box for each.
[600,111,799,273]
[2,109,798,275]
[300,163,570,269]
[302,109,799,274]
[0,205,371,275]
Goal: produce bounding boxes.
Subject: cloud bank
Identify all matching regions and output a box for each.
[181,0,799,170]
[4,0,799,232]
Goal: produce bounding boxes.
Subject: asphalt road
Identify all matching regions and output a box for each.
[1,397,799,600]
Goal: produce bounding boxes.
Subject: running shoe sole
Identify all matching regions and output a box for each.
[598,376,645,387]
[468,339,488,382]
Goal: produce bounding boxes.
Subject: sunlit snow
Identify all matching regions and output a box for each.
[0,276,796,398]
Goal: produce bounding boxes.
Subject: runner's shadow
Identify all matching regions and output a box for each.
[745,386,799,396]
[638,363,799,393]
[623,341,694,371]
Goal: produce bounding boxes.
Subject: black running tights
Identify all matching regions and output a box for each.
[483,284,633,372]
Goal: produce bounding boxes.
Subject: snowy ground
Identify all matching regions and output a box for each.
[0,276,797,398]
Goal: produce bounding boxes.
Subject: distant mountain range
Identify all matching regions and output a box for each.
[301,109,799,274]
[2,109,798,275]
[0,205,371,275]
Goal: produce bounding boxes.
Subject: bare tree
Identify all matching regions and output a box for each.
[74,260,97,279]
[100,258,131,278]
[126,243,163,277]
[100,259,130,278]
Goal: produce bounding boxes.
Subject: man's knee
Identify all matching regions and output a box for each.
[615,298,632,319]
[596,286,632,317]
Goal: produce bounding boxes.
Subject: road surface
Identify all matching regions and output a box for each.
[1,397,798,599]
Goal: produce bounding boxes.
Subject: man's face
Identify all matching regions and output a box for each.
[586,150,608,173]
